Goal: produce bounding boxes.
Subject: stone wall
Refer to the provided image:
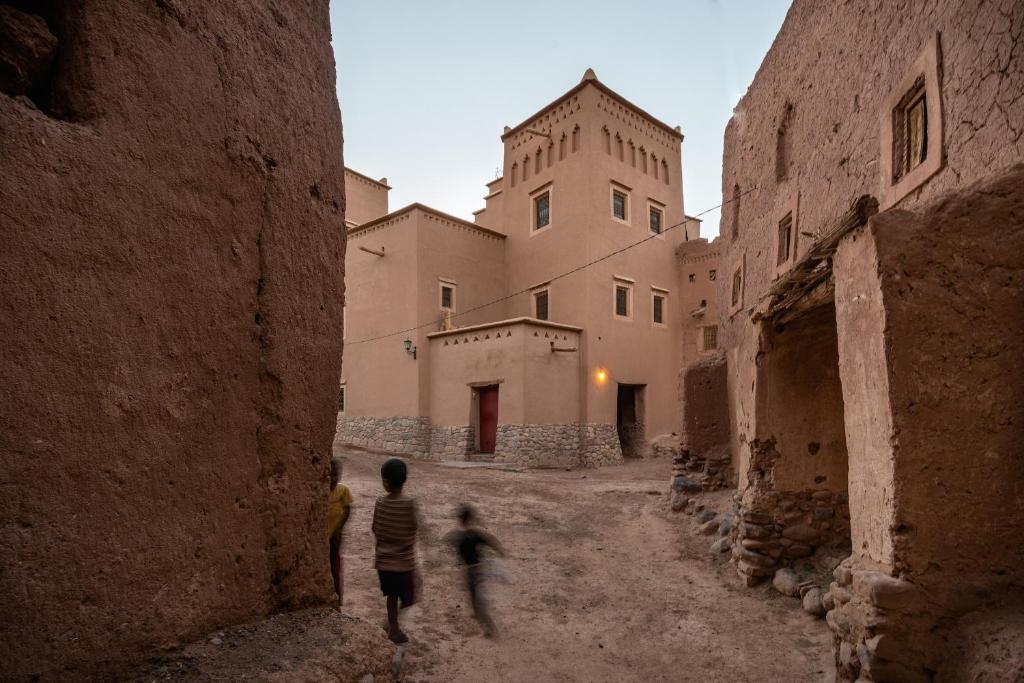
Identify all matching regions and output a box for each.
[494,423,582,468]
[0,2,345,679]
[578,423,624,468]
[679,350,732,487]
[430,424,474,459]
[334,415,431,457]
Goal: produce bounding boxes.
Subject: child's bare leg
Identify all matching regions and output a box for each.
[386,595,407,643]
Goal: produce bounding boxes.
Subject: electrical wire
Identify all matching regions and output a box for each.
[345,186,757,346]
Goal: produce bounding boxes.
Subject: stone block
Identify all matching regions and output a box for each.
[772,568,803,597]
[736,547,776,567]
[853,571,924,611]
[737,560,776,578]
[696,509,717,523]
[699,519,719,535]
[670,492,688,512]
[781,524,820,543]
[802,587,826,617]
[717,516,734,536]
[738,522,773,539]
[710,537,731,554]
[672,474,702,494]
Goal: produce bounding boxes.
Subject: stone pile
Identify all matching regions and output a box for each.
[772,568,829,618]
[731,488,851,586]
[665,446,731,491]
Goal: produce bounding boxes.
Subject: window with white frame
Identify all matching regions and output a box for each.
[651,288,668,326]
[613,278,634,319]
[531,184,552,232]
[648,202,664,235]
[611,184,630,223]
[440,280,456,312]
[534,288,549,321]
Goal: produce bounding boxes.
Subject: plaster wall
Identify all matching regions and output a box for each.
[343,168,389,226]
[427,319,581,429]
[494,79,686,440]
[677,237,721,370]
[342,214,421,417]
[0,2,345,678]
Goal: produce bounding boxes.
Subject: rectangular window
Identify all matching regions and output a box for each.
[708,269,717,281]
[688,273,695,283]
[615,285,629,317]
[612,190,627,221]
[777,213,793,267]
[652,292,666,325]
[649,206,663,234]
[703,325,718,351]
[893,77,928,182]
[534,191,550,230]
[534,289,549,321]
[337,385,346,412]
[440,281,456,312]
[731,268,743,307]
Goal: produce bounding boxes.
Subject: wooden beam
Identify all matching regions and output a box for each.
[359,245,385,257]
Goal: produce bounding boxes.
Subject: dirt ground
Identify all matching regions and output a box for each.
[137,448,833,682]
[340,448,832,681]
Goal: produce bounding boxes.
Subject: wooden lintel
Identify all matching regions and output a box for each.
[359,245,385,257]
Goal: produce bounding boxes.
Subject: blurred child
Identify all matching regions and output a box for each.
[328,456,353,609]
[371,458,419,644]
[449,504,504,637]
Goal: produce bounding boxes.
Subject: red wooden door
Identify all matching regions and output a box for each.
[478,386,499,453]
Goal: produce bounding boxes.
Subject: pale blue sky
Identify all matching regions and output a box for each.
[330,0,791,238]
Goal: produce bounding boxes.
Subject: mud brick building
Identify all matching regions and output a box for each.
[0,2,345,679]
[338,70,719,467]
[714,0,1024,679]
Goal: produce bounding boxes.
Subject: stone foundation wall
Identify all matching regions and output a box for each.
[494,424,581,468]
[578,423,624,468]
[334,415,430,457]
[430,425,474,459]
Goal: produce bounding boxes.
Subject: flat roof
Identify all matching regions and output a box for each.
[348,203,507,240]
[427,317,583,339]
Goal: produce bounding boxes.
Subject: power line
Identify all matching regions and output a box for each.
[345,186,758,346]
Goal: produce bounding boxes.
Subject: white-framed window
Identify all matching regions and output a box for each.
[337,383,346,413]
[651,287,668,327]
[531,183,553,234]
[647,200,665,235]
[610,183,630,224]
[702,325,718,352]
[439,279,457,312]
[613,276,634,320]
[533,288,550,321]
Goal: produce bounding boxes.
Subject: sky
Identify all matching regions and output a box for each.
[330,0,791,238]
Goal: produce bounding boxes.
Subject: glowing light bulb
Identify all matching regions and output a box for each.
[594,368,608,384]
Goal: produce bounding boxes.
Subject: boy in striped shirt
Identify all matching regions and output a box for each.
[372,458,419,644]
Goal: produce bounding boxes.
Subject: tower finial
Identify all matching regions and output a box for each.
[581,68,597,82]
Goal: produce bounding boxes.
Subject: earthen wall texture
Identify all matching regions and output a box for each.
[718,0,1024,465]
[0,2,345,679]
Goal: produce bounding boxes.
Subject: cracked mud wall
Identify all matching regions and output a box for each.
[0,1,345,679]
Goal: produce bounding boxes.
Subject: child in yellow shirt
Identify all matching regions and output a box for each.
[328,456,353,609]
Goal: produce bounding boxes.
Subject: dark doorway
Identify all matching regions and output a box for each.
[616,383,646,457]
[478,385,499,454]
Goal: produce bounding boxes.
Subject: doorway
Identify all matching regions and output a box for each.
[477,385,499,454]
[616,383,646,458]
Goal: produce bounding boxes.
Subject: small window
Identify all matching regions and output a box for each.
[709,269,717,281]
[652,291,666,326]
[571,125,580,152]
[649,206,663,234]
[440,281,456,311]
[534,289,549,321]
[688,273,695,283]
[893,77,927,182]
[534,191,551,230]
[615,285,630,318]
[703,325,718,351]
[777,212,793,267]
[612,190,628,221]
[337,385,346,412]
[731,268,743,307]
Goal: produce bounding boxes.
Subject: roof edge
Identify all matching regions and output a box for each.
[427,317,583,339]
[348,203,507,239]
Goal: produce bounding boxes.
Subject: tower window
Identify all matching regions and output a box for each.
[702,325,718,351]
[440,283,456,310]
[612,191,628,221]
[649,206,663,234]
[614,284,632,318]
[534,191,551,230]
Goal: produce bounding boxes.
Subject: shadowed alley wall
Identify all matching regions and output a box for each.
[0,1,345,679]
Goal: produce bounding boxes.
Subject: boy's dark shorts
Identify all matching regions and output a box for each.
[377,570,417,608]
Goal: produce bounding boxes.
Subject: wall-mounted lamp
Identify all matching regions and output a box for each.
[403,338,417,360]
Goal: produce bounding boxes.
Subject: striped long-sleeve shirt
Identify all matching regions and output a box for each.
[371,495,418,571]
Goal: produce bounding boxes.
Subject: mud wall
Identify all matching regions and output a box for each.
[0,2,345,679]
[756,304,849,493]
[875,165,1024,594]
